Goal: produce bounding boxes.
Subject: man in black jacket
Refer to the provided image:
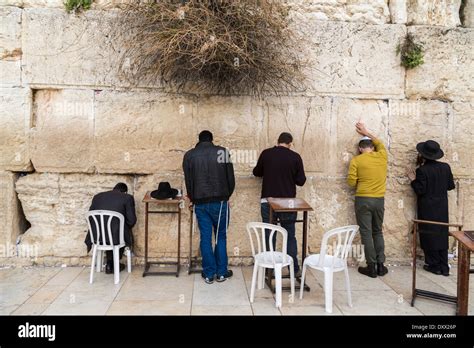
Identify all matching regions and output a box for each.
[253,132,306,275]
[183,130,235,284]
[84,182,137,274]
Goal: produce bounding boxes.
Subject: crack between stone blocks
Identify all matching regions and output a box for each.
[301,102,311,147]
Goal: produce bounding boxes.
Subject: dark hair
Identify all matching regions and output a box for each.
[199,130,213,142]
[359,140,374,149]
[114,182,128,193]
[278,132,293,145]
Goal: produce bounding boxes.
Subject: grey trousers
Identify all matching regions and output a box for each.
[355,197,386,264]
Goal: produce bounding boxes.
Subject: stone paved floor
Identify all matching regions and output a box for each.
[0,265,472,315]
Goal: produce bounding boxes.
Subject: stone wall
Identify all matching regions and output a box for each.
[0,0,473,266]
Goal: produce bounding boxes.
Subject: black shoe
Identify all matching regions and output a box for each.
[376,262,388,276]
[423,265,442,275]
[441,268,450,277]
[201,272,214,284]
[358,263,377,278]
[105,263,125,274]
[216,270,233,282]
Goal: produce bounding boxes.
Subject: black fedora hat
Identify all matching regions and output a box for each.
[416,140,444,160]
[151,182,179,200]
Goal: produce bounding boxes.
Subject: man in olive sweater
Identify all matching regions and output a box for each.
[347,122,388,278]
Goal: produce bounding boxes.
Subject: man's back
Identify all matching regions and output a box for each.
[90,190,134,217]
[87,190,136,247]
[412,160,455,197]
[347,139,387,197]
[253,146,306,198]
[183,141,235,204]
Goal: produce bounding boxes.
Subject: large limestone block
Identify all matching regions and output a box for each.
[407,0,461,26]
[2,0,64,7]
[383,179,416,260]
[265,97,389,176]
[286,0,390,24]
[459,180,474,230]
[0,88,32,171]
[296,20,406,98]
[22,8,124,87]
[226,176,262,259]
[0,0,23,6]
[447,101,474,178]
[0,172,23,254]
[332,98,389,176]
[301,177,357,256]
[463,0,474,27]
[265,96,331,173]
[30,89,95,173]
[94,90,195,174]
[15,173,134,258]
[448,182,461,226]
[194,96,266,174]
[0,6,22,87]
[406,26,474,101]
[23,0,63,7]
[301,177,418,261]
[389,0,408,24]
[388,100,449,177]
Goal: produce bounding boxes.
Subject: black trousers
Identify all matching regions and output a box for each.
[106,247,125,265]
[423,249,448,272]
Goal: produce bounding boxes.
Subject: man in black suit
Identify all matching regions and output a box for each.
[84,182,137,274]
[408,140,455,276]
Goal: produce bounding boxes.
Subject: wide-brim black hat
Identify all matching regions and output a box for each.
[416,140,444,160]
[151,182,179,200]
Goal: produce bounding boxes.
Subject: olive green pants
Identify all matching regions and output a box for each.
[355,197,385,264]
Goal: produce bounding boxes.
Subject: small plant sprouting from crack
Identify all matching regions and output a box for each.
[65,0,93,13]
[397,33,424,69]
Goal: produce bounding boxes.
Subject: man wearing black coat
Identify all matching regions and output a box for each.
[183,130,235,284]
[408,140,455,276]
[84,182,137,274]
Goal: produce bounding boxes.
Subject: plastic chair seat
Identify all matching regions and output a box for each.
[95,243,126,252]
[255,251,294,268]
[303,254,345,271]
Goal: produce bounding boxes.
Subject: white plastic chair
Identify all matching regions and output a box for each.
[87,210,131,285]
[247,222,295,308]
[300,225,359,313]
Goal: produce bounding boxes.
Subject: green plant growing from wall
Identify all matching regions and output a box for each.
[65,0,93,13]
[397,33,424,69]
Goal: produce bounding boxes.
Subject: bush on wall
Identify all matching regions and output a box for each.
[64,0,93,13]
[113,0,308,97]
[397,33,424,69]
